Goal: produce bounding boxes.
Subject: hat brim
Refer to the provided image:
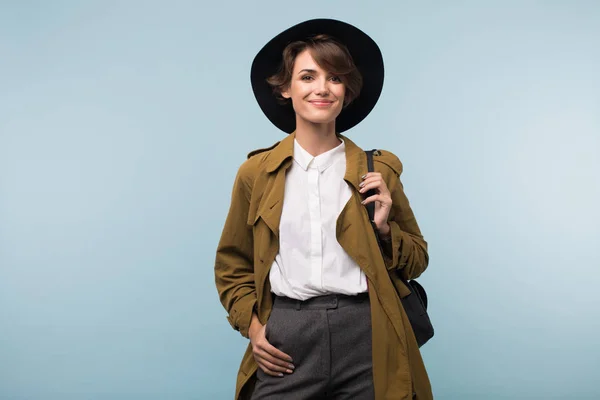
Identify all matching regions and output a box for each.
[251,18,384,134]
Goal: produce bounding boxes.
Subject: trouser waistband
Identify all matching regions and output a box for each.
[273,292,369,310]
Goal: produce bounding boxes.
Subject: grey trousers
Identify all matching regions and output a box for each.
[251,293,375,400]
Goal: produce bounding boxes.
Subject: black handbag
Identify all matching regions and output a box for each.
[364,149,434,347]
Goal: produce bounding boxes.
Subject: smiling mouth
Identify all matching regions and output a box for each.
[309,100,334,107]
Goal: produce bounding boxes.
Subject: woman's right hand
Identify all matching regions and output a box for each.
[248,314,295,377]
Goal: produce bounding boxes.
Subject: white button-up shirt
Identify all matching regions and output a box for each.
[269,139,368,300]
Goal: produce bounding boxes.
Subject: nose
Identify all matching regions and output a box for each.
[315,77,330,96]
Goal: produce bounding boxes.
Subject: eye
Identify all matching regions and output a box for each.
[301,75,314,81]
[330,75,342,82]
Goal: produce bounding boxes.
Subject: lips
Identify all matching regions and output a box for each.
[309,100,334,107]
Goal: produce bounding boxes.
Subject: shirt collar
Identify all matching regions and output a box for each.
[265,132,367,192]
[293,138,346,172]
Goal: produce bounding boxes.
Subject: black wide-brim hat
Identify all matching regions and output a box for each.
[251,18,384,134]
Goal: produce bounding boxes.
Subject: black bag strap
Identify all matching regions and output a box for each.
[365,149,377,222]
[364,149,387,262]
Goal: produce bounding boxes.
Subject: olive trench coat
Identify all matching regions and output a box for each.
[215,132,433,400]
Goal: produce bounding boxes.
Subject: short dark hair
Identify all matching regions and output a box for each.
[266,34,363,107]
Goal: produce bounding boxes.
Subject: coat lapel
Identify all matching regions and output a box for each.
[341,135,368,192]
[255,133,295,238]
[337,135,378,277]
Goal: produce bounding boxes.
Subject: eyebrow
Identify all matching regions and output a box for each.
[297,69,317,75]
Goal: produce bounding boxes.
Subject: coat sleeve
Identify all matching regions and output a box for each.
[214,161,256,338]
[376,151,429,280]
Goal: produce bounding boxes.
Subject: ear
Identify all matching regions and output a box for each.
[281,87,291,99]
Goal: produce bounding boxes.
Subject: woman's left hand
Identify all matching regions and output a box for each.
[359,172,392,237]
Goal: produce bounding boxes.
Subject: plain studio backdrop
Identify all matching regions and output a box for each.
[1,1,599,399]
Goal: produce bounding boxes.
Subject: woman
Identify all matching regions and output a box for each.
[215,19,432,399]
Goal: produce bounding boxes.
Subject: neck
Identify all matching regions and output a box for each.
[294,118,341,157]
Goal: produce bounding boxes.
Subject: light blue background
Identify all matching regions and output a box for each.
[1,1,599,399]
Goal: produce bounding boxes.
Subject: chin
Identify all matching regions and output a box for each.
[299,112,341,126]
[310,117,336,124]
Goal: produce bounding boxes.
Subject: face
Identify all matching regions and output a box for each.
[281,49,346,126]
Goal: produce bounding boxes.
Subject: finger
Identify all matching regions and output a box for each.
[359,180,381,192]
[359,180,380,191]
[253,338,294,368]
[359,180,389,194]
[257,361,285,377]
[261,340,294,364]
[361,172,382,180]
[361,194,392,206]
[256,347,295,370]
[255,354,294,374]
[360,174,385,184]
[257,347,295,370]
